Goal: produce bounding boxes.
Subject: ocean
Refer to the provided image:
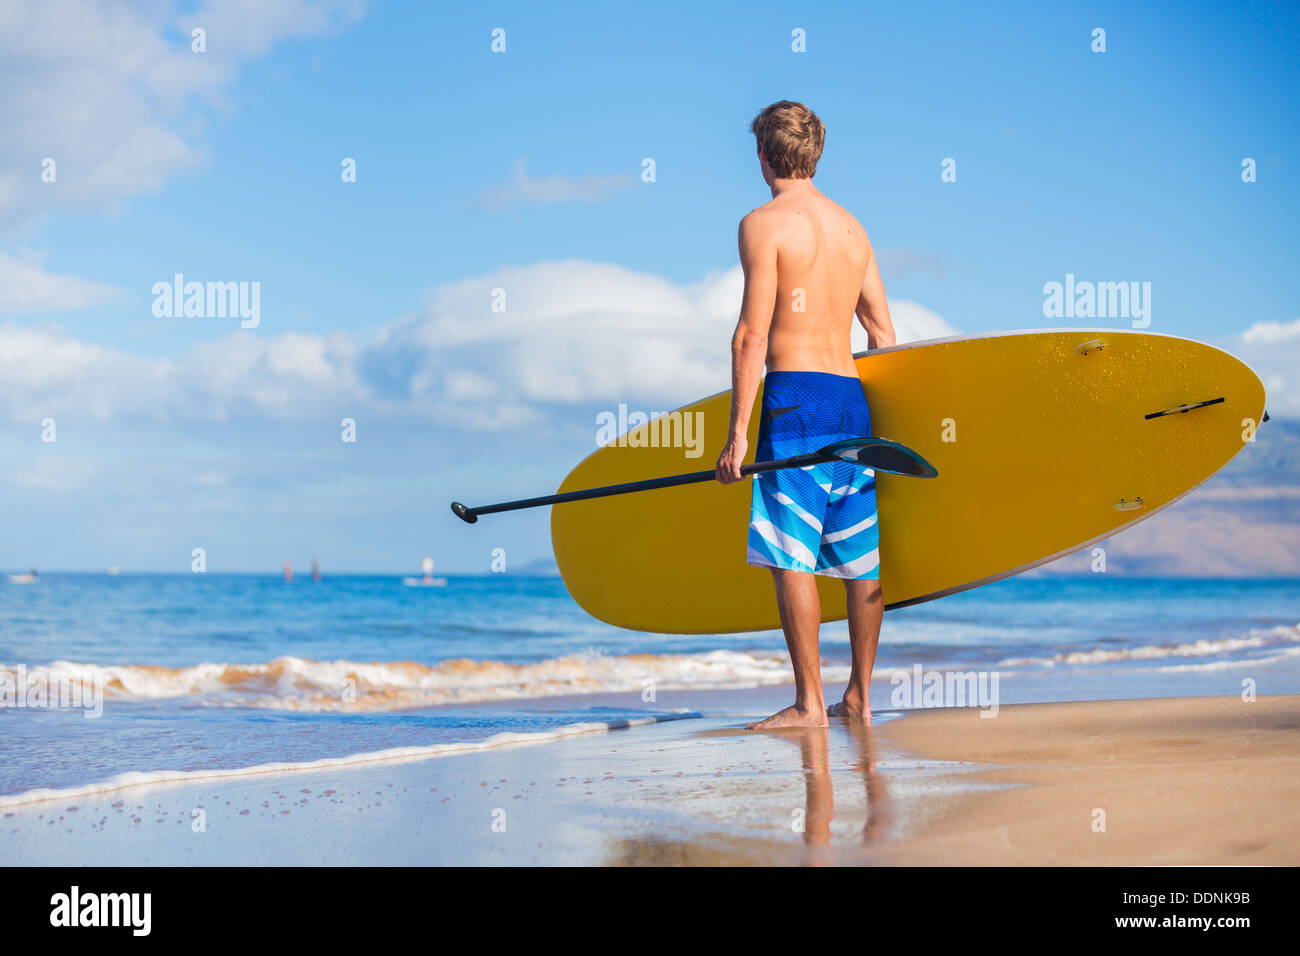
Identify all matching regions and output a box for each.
[2,572,1298,804]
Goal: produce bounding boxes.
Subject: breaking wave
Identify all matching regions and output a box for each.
[1,650,835,712]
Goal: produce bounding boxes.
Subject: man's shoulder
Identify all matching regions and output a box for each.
[738,202,783,245]
[817,193,869,235]
[740,199,782,225]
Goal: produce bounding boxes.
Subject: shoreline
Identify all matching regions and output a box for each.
[5,692,1296,865]
[0,712,703,812]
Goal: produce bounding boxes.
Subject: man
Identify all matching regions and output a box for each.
[715,101,896,730]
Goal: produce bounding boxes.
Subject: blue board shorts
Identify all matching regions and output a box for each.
[747,371,880,580]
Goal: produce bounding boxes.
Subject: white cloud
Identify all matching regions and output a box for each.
[478,159,635,209]
[1241,317,1300,344]
[0,320,361,424]
[0,260,959,429]
[1228,318,1300,417]
[379,261,956,424]
[0,252,124,314]
[864,300,959,348]
[177,0,367,59]
[0,0,365,231]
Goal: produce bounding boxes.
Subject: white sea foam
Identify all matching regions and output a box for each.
[0,711,701,810]
[8,625,1294,714]
[0,650,842,712]
[1151,646,1300,673]
[996,624,1300,669]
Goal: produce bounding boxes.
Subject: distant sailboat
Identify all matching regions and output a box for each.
[403,556,447,588]
[283,560,293,582]
[311,557,321,582]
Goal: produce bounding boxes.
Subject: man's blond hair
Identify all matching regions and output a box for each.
[750,101,825,179]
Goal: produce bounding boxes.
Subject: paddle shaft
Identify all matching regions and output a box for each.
[456,447,830,521]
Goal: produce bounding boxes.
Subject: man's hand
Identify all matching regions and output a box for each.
[715,435,748,484]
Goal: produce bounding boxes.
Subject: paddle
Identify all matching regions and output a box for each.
[450,436,937,524]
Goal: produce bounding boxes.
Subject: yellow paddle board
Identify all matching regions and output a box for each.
[551,330,1266,634]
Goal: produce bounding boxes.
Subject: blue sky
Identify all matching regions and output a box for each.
[2,0,1298,572]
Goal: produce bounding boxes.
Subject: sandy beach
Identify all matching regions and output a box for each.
[868,694,1300,866]
[5,690,1296,866]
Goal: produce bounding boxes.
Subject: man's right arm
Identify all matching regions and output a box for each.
[716,212,778,484]
[856,241,896,349]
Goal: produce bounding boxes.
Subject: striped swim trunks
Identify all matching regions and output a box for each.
[747,370,880,580]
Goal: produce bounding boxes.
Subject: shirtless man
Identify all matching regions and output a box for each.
[715,101,896,730]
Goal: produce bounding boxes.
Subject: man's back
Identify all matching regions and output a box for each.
[717,99,895,730]
[746,185,870,377]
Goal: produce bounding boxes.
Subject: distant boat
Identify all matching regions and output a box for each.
[107,566,120,576]
[8,570,38,584]
[403,556,448,588]
[311,557,321,582]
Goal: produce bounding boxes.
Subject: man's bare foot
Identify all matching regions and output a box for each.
[745,704,828,730]
[827,697,871,721]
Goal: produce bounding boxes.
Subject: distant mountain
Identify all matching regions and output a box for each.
[1034,417,1300,576]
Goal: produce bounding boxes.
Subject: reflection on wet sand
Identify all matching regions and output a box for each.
[606,719,897,866]
[605,696,1300,867]
[779,722,891,865]
[847,720,890,846]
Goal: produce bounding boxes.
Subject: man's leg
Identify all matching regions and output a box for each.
[828,578,882,721]
[745,568,828,729]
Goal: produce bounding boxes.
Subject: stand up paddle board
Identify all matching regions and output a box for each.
[550,330,1266,634]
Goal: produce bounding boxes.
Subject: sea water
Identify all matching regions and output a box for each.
[1,572,1297,800]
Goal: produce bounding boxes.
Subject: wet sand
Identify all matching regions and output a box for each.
[3,693,1297,865]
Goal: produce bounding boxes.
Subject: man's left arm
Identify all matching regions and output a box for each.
[855,241,896,349]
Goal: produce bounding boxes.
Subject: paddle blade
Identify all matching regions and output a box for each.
[824,437,938,478]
